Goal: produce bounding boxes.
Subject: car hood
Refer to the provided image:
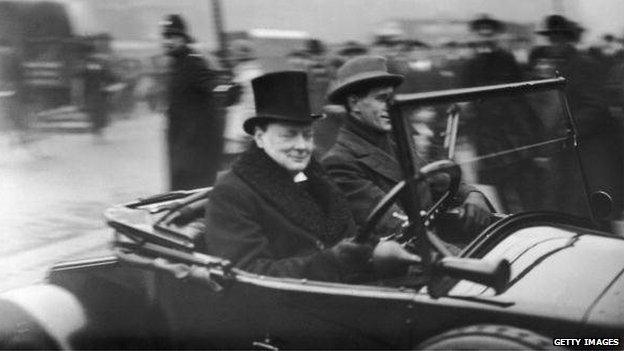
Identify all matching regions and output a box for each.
[450,226,624,325]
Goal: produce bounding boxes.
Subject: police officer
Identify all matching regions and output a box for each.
[161,14,222,190]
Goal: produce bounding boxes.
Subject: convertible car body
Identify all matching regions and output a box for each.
[1,78,622,350]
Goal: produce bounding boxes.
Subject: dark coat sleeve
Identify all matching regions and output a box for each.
[322,154,405,236]
[203,179,343,282]
[323,152,485,237]
[187,55,218,96]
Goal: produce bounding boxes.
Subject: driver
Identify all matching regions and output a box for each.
[203,71,373,282]
[321,56,493,240]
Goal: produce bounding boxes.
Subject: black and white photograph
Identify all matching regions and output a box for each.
[1,0,623,349]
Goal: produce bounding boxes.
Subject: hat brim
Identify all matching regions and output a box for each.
[327,72,403,104]
[470,19,505,33]
[243,114,323,135]
[535,29,577,36]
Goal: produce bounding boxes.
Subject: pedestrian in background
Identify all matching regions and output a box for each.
[459,14,545,213]
[161,14,222,190]
[529,15,624,222]
[221,39,261,169]
[0,41,28,145]
[82,38,117,141]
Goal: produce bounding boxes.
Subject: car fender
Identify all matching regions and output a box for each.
[0,284,87,350]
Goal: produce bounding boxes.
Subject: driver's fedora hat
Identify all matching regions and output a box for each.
[243,71,322,135]
[327,56,403,104]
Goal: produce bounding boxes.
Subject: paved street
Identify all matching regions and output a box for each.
[0,105,167,291]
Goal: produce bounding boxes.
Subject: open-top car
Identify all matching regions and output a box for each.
[1,78,623,350]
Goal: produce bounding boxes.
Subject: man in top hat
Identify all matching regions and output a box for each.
[203,71,374,282]
[161,14,223,190]
[528,15,624,222]
[321,56,493,240]
[459,14,545,213]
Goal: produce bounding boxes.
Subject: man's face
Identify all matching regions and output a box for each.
[162,34,186,55]
[254,122,314,173]
[349,86,394,132]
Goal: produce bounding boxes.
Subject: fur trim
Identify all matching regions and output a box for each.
[233,145,354,245]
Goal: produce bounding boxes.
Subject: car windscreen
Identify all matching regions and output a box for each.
[394,79,591,219]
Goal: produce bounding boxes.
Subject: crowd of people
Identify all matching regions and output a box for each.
[155,12,624,280]
[162,13,624,217]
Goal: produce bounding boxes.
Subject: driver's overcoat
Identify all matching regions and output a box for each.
[203,145,357,282]
[322,117,479,236]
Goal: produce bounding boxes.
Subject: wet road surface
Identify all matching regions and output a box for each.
[0,105,167,291]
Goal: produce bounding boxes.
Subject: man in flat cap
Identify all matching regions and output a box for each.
[322,56,493,240]
[161,14,222,190]
[203,71,373,282]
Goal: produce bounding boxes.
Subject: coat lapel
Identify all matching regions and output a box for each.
[336,128,403,182]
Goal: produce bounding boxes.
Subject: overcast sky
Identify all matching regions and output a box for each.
[75,0,624,46]
[220,0,623,44]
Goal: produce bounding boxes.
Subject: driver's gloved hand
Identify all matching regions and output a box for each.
[330,238,373,275]
[460,192,493,235]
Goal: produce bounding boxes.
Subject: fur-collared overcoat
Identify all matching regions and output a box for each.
[202,145,357,282]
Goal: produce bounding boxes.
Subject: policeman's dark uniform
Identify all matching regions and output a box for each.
[162,15,222,190]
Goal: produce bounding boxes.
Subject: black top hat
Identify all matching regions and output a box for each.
[470,14,505,33]
[161,14,194,42]
[243,71,322,135]
[536,15,578,37]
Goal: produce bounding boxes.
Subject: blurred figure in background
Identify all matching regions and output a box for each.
[529,15,624,222]
[161,14,222,190]
[589,34,624,111]
[588,34,624,72]
[0,40,28,146]
[459,14,545,213]
[82,38,117,141]
[328,41,369,77]
[221,39,261,169]
[287,39,339,156]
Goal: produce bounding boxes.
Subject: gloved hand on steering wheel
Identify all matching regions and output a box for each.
[459,192,494,235]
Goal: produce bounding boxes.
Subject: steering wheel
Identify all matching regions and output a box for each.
[356,159,462,244]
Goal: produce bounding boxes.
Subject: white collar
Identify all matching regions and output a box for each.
[293,172,308,183]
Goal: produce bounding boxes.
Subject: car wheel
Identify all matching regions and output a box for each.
[416,324,558,350]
